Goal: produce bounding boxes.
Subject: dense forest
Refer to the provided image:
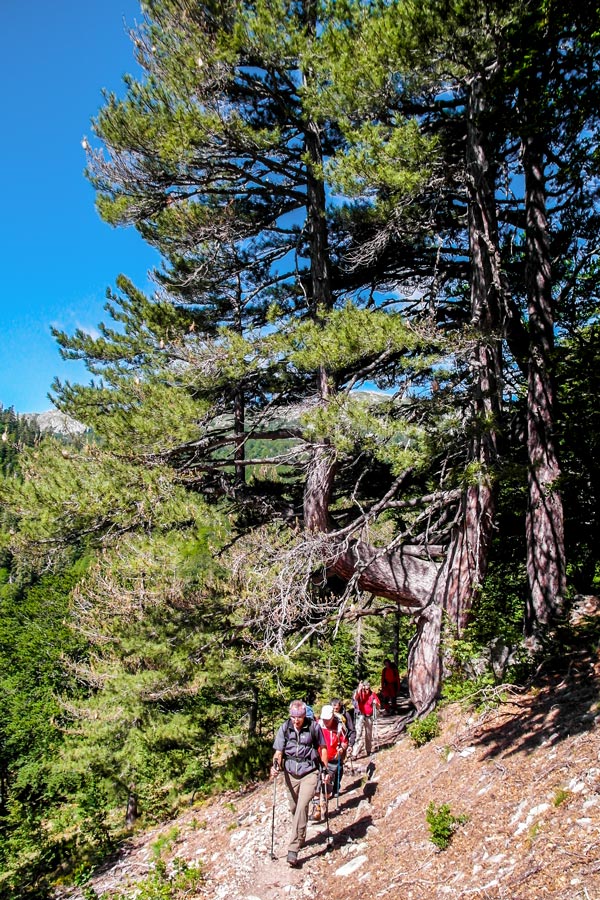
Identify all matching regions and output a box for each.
[2,0,600,895]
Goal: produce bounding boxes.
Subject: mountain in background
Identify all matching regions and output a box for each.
[23,410,88,436]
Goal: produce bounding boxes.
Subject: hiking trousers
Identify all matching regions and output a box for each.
[283,768,319,853]
[353,713,373,758]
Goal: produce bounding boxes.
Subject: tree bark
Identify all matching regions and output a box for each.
[522,134,566,634]
[248,683,259,738]
[126,785,138,827]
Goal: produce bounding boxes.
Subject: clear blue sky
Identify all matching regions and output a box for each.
[1,0,158,413]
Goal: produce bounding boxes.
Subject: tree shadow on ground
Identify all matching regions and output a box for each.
[472,646,600,760]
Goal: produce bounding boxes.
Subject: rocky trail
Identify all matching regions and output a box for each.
[59,655,600,900]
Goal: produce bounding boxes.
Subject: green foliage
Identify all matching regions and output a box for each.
[151,828,180,861]
[213,737,273,791]
[553,788,571,807]
[102,856,204,900]
[426,801,469,850]
[0,408,41,477]
[407,712,440,747]
[6,0,600,893]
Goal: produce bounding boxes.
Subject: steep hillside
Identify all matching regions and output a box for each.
[58,638,600,900]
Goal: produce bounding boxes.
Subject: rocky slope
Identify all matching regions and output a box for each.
[24,410,87,436]
[58,636,600,900]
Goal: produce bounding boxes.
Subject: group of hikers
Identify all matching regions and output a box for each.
[270,659,403,867]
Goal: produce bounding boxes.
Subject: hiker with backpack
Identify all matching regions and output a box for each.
[271,700,329,868]
[310,704,349,820]
[351,681,381,760]
[331,697,356,756]
[380,657,401,714]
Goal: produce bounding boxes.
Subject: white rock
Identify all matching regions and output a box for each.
[386,791,410,815]
[334,855,368,876]
[459,746,476,757]
[509,800,528,825]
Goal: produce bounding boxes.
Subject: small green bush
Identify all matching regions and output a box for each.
[553,787,571,807]
[407,712,440,747]
[426,802,468,850]
[104,857,204,899]
[151,826,179,860]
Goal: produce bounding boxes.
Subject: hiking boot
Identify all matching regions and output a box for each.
[287,850,299,868]
[312,806,321,822]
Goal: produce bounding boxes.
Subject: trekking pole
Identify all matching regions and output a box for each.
[373,704,379,754]
[322,774,333,848]
[270,763,279,860]
[336,753,341,810]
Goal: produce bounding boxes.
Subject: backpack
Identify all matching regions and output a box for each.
[283,716,322,746]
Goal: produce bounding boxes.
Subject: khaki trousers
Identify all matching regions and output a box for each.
[283,768,319,853]
[353,713,373,757]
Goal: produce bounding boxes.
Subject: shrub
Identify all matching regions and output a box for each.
[407,712,440,747]
[426,802,469,850]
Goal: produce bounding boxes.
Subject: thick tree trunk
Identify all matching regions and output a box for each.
[523,135,566,633]
[440,75,501,633]
[407,603,443,713]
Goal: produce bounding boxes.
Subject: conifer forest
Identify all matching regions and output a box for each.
[2,1,600,896]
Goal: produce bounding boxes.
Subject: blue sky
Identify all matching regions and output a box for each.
[1,0,158,413]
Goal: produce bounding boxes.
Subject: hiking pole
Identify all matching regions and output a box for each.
[270,763,279,860]
[322,774,333,848]
[373,704,379,754]
[336,753,341,810]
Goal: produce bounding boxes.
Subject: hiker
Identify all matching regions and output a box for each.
[351,681,381,759]
[380,658,401,714]
[304,689,316,720]
[271,700,329,868]
[331,697,356,757]
[310,704,348,820]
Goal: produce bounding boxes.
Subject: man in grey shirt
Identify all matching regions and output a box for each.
[271,699,329,867]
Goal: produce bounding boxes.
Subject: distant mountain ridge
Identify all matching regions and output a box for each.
[23,410,88,436]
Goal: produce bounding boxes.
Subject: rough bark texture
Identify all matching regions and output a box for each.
[406,603,443,714]
[523,134,566,633]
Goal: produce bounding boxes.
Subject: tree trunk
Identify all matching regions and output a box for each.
[248,683,259,738]
[233,276,245,486]
[523,134,566,634]
[234,385,245,486]
[126,785,138,827]
[407,603,443,713]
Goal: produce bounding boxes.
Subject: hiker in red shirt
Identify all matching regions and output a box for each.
[310,704,349,822]
[319,704,349,794]
[351,681,380,759]
[380,657,401,714]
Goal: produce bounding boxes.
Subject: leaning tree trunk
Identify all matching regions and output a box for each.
[522,134,566,634]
